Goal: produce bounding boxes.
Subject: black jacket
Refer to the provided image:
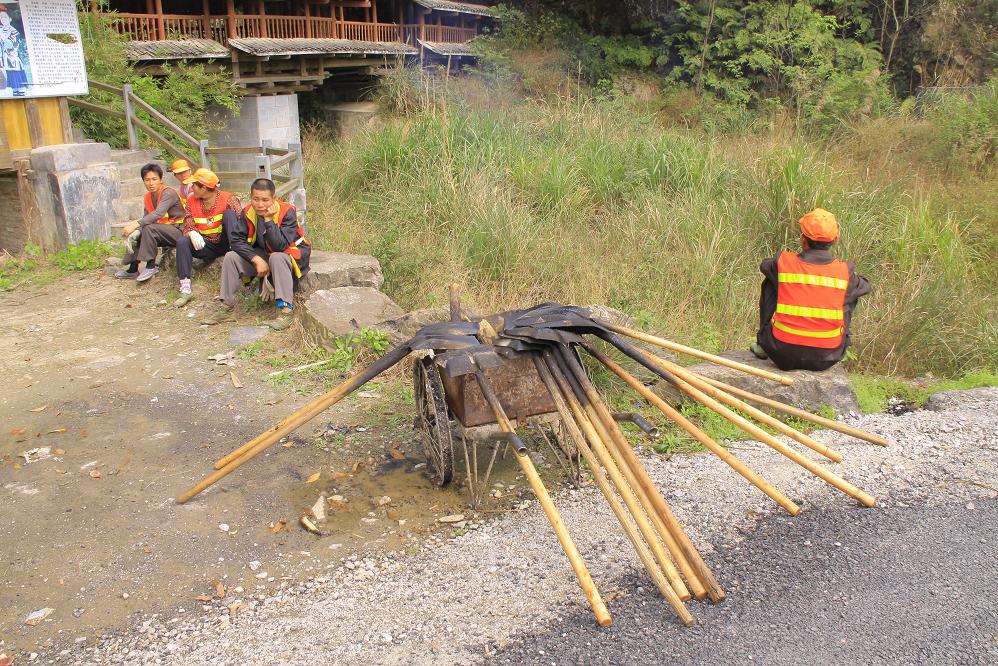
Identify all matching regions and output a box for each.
[756,248,871,371]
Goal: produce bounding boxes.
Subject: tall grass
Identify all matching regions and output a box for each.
[302,80,996,378]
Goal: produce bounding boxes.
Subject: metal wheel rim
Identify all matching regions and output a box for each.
[413,357,454,486]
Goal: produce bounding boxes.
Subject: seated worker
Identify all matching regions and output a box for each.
[115,163,185,282]
[752,208,871,371]
[173,168,240,307]
[170,159,194,207]
[204,178,310,330]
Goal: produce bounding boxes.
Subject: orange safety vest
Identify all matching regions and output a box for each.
[178,183,193,211]
[771,251,850,349]
[243,201,310,278]
[188,191,232,237]
[144,186,183,225]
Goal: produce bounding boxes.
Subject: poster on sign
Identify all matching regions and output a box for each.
[0,0,86,99]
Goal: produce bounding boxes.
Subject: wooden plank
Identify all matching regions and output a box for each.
[23,99,44,148]
[204,145,263,155]
[57,97,74,143]
[87,80,123,94]
[275,178,301,199]
[268,151,295,169]
[67,97,126,119]
[36,98,68,145]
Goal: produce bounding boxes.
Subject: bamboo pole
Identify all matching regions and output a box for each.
[580,342,800,516]
[546,349,707,600]
[555,346,727,603]
[537,355,692,603]
[696,375,888,446]
[602,322,793,386]
[473,366,612,627]
[534,356,694,624]
[605,335,877,508]
[650,354,844,463]
[179,344,412,503]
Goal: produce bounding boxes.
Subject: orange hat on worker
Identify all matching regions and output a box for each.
[799,208,839,242]
[171,159,192,174]
[183,168,219,189]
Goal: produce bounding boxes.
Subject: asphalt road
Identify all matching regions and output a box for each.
[488,498,998,665]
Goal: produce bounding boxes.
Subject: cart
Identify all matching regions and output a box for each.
[412,351,582,506]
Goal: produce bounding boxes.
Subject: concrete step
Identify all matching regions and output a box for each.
[119,177,148,199]
[113,198,146,222]
[110,148,161,172]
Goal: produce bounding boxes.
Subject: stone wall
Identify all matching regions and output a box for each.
[208,94,301,181]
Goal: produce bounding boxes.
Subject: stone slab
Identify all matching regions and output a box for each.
[654,349,860,416]
[48,164,121,247]
[298,251,385,293]
[302,287,404,343]
[230,326,270,346]
[30,143,111,174]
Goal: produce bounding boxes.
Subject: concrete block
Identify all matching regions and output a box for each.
[30,143,111,174]
[45,163,121,247]
[301,287,403,343]
[298,251,385,294]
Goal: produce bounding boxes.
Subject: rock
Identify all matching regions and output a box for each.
[924,386,996,411]
[582,304,635,328]
[103,255,123,275]
[654,349,860,415]
[24,607,54,625]
[378,305,483,341]
[438,514,465,524]
[298,252,385,294]
[229,326,269,346]
[301,287,403,341]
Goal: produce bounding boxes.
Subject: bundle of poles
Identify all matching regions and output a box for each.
[176,293,886,627]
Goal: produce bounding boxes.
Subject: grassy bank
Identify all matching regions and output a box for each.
[302,78,996,379]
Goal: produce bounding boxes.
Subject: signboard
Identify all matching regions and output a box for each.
[0,0,87,99]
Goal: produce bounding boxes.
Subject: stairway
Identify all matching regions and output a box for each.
[109,148,166,224]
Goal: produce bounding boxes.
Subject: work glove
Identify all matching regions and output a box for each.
[259,275,275,303]
[188,230,205,251]
[127,228,141,253]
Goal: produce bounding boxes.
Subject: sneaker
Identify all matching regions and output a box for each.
[266,312,294,331]
[136,266,159,283]
[202,306,235,326]
[115,268,139,279]
[749,342,768,360]
[173,292,194,308]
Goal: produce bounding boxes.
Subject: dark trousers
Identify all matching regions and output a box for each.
[175,236,229,280]
[122,223,181,267]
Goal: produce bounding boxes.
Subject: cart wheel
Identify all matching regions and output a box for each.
[413,357,454,486]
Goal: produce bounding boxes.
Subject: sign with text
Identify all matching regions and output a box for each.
[0,0,87,99]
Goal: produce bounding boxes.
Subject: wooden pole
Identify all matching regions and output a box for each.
[537,355,694,608]
[650,353,843,463]
[581,342,801,516]
[202,0,211,39]
[556,345,727,602]
[606,335,877,508]
[226,0,236,39]
[304,1,312,38]
[448,283,461,322]
[154,0,165,40]
[602,322,794,386]
[474,366,612,627]
[259,0,268,38]
[178,344,412,503]
[697,376,888,446]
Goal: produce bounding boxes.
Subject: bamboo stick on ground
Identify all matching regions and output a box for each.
[546,349,708,600]
[473,365,612,627]
[605,334,876,508]
[534,356,694,623]
[602,322,793,386]
[537,354,692,602]
[695,376,888,446]
[556,346,727,603]
[178,344,412,504]
[580,342,801,516]
[648,353,844,463]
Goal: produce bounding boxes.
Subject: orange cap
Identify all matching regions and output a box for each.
[183,168,219,189]
[170,159,192,174]
[799,208,839,242]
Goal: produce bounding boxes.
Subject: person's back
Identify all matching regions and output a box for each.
[753,208,871,371]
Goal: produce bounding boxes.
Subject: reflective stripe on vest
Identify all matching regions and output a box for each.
[144,186,182,225]
[190,191,232,236]
[771,250,849,349]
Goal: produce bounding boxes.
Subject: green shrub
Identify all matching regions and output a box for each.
[51,239,114,271]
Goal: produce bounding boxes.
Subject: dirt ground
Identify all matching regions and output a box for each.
[0,269,542,658]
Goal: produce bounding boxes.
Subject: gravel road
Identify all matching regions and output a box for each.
[68,386,997,666]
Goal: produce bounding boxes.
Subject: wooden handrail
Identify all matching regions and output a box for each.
[67,97,126,119]
[131,116,197,167]
[127,91,200,150]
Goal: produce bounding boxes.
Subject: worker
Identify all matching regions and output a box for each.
[752,209,871,371]
[172,168,240,307]
[203,178,310,330]
[170,159,194,207]
[115,163,185,282]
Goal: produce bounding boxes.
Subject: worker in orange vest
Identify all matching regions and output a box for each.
[115,163,185,283]
[170,159,194,206]
[173,168,240,307]
[752,208,871,371]
[203,178,310,330]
